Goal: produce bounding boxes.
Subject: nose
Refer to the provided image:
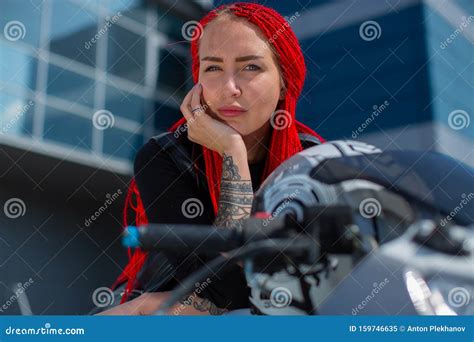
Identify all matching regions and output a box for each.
[222,73,242,98]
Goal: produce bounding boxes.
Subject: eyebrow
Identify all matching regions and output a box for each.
[201,55,264,62]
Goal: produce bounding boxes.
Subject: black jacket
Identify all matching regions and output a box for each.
[91,130,321,313]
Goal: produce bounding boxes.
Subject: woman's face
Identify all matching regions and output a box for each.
[198,16,284,136]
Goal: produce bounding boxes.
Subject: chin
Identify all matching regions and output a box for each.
[226,121,249,135]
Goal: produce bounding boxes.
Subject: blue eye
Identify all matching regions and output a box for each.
[204,65,220,72]
[244,64,261,71]
[204,64,261,72]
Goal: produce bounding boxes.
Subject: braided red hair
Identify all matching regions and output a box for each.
[114,2,325,303]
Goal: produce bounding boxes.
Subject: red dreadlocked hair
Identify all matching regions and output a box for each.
[113,2,325,303]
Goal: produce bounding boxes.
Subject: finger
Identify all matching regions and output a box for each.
[180,85,197,121]
[190,83,205,116]
[200,90,215,119]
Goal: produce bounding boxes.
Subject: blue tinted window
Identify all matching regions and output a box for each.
[102,127,143,161]
[49,0,98,66]
[47,65,95,108]
[0,42,38,90]
[43,106,92,150]
[104,84,145,122]
[107,25,145,84]
[0,92,35,137]
[0,0,42,47]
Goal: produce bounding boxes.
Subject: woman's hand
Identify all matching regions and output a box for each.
[180,83,246,156]
[96,292,170,316]
[96,291,226,316]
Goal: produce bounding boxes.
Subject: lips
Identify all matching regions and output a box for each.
[217,106,247,118]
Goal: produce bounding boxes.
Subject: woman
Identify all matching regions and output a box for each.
[99,2,325,315]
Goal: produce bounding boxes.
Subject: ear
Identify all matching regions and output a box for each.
[279,87,286,101]
[279,75,286,100]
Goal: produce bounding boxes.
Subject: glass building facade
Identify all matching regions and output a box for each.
[0,0,210,315]
[0,0,204,174]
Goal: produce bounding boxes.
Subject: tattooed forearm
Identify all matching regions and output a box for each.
[214,153,253,229]
[218,191,253,206]
[178,296,228,315]
[220,181,253,192]
[221,153,244,180]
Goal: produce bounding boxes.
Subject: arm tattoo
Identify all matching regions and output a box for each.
[221,153,242,180]
[214,153,253,229]
[178,296,228,315]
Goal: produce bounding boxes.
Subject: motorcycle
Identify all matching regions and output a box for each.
[123,140,474,315]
